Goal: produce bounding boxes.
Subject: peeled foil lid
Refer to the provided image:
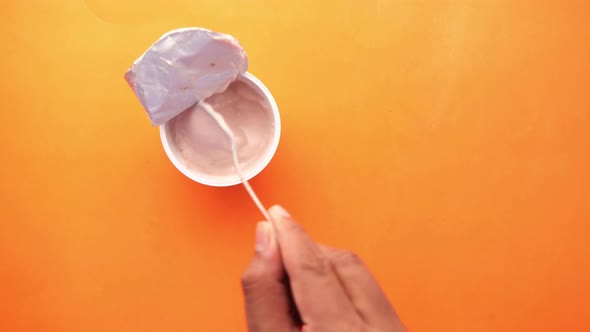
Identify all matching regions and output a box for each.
[125,28,248,126]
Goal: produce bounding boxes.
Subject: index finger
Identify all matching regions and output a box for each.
[268,205,363,331]
[320,245,407,331]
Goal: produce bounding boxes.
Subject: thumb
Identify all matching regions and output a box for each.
[241,222,299,332]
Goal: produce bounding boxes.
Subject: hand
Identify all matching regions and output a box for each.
[241,205,407,332]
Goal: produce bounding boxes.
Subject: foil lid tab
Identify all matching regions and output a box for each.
[125,28,248,126]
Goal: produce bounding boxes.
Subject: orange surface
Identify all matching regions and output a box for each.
[1,1,590,331]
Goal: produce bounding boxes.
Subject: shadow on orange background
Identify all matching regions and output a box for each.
[1,1,589,331]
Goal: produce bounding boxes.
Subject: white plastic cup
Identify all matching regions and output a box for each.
[159,72,281,187]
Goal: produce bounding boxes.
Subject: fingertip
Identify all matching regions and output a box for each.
[264,220,280,258]
[269,205,292,220]
[255,221,271,253]
[243,221,283,284]
[269,205,302,240]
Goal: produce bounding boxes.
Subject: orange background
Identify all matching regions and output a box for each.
[1,1,589,331]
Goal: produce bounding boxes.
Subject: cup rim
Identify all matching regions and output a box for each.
[159,72,281,187]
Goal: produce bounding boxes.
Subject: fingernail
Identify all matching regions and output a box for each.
[255,222,270,253]
[269,205,291,219]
